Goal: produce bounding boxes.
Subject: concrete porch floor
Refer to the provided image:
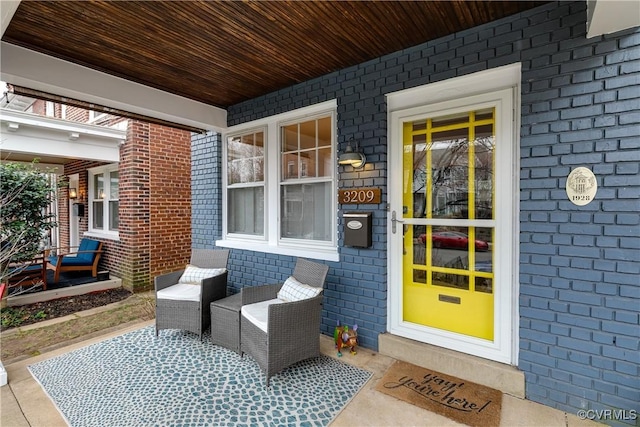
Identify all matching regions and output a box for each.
[1,319,603,427]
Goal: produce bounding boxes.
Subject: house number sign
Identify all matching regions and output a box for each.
[339,188,381,204]
[566,167,597,206]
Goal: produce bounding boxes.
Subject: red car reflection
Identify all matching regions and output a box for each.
[419,231,489,251]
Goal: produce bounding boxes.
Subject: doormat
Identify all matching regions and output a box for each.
[375,360,502,427]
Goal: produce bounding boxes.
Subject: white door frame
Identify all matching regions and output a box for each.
[385,64,521,365]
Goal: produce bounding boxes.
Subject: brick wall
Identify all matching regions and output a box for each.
[198,0,639,420]
[64,105,90,122]
[30,99,45,116]
[61,121,191,291]
[517,3,640,420]
[192,132,223,249]
[116,120,192,290]
[149,124,191,278]
[116,120,151,290]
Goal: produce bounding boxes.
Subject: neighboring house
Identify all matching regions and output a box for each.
[192,1,639,422]
[0,96,192,291]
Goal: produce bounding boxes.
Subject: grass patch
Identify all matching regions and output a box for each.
[1,307,50,328]
[1,296,155,363]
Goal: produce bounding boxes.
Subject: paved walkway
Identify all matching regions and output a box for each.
[1,303,603,427]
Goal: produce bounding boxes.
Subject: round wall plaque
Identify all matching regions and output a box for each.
[566,167,597,206]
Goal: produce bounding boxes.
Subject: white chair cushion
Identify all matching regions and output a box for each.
[276,276,322,302]
[178,264,226,284]
[156,283,201,302]
[241,298,286,333]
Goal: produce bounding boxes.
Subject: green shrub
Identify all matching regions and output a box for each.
[1,161,58,283]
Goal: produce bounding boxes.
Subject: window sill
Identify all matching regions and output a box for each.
[84,231,120,242]
[216,239,339,262]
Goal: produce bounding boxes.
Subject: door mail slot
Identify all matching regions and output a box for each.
[439,294,461,304]
[343,212,372,248]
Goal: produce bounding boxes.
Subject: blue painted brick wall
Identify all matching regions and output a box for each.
[191,131,223,248]
[195,1,639,421]
[517,2,640,424]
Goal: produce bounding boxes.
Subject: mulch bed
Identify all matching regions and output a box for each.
[1,288,133,331]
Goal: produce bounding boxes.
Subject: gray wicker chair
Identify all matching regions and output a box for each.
[240,258,329,386]
[154,249,229,340]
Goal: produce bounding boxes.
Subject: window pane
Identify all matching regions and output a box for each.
[281,183,331,241]
[109,201,119,230]
[228,132,264,184]
[431,226,491,263]
[254,158,264,182]
[93,173,104,199]
[432,271,469,291]
[281,115,332,181]
[317,147,332,177]
[282,124,298,152]
[255,132,264,181]
[283,155,299,180]
[411,134,427,218]
[300,151,313,177]
[474,123,494,219]
[475,226,493,271]
[432,128,469,219]
[476,276,493,294]
[299,120,316,150]
[227,136,243,162]
[110,171,119,199]
[318,117,331,148]
[93,201,103,229]
[228,187,264,235]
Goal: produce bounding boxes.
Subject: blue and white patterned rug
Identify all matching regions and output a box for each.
[28,326,372,427]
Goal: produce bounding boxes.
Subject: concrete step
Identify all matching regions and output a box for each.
[378,333,525,398]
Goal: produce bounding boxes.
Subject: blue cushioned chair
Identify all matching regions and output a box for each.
[47,238,103,283]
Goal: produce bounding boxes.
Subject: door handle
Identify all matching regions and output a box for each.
[391,211,404,234]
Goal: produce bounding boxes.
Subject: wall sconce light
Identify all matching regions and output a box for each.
[69,187,78,199]
[338,137,366,168]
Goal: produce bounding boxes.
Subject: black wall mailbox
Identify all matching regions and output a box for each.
[343,212,372,248]
[73,203,85,217]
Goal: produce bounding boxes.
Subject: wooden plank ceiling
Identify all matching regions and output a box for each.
[3,1,545,109]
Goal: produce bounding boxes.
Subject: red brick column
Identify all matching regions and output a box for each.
[60,120,191,292]
[117,120,151,291]
[149,124,192,281]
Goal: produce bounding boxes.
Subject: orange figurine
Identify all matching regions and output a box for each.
[334,323,358,357]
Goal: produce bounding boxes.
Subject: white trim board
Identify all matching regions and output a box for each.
[1,42,227,132]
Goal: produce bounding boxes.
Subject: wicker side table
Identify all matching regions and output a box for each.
[210,293,242,354]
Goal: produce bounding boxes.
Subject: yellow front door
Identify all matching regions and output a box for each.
[401,108,496,340]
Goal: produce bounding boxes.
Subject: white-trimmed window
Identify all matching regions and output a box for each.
[219,100,338,261]
[88,164,119,238]
[280,115,333,242]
